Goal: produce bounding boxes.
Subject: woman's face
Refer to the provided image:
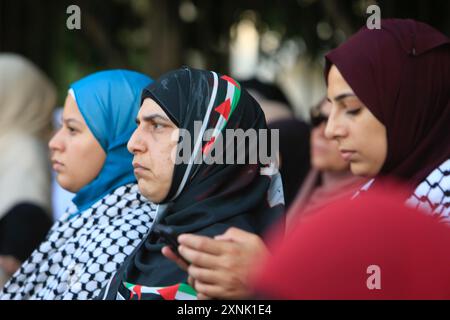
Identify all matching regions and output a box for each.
[310,100,349,172]
[127,98,179,203]
[49,95,106,193]
[325,65,388,178]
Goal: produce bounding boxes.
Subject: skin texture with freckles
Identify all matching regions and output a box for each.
[49,95,106,193]
[127,98,179,203]
[325,65,387,178]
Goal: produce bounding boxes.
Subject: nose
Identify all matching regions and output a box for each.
[324,110,347,141]
[127,128,146,155]
[48,128,65,153]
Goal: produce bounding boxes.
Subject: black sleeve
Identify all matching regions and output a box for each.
[0,202,53,262]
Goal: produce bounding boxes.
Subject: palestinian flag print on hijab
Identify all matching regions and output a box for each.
[121,282,197,300]
[202,75,241,155]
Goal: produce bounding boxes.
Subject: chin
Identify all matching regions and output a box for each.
[143,194,164,204]
[350,162,375,178]
[57,176,79,193]
[138,183,159,203]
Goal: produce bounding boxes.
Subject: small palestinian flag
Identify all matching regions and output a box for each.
[202,75,241,155]
[124,282,197,300]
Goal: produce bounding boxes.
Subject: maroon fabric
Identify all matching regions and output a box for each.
[252,182,450,299]
[324,19,450,185]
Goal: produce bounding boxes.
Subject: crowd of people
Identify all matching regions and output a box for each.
[0,19,449,300]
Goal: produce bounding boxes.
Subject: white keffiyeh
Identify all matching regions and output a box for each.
[354,159,450,224]
[0,183,157,300]
[405,159,450,224]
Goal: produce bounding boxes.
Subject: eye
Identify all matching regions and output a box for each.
[152,123,165,130]
[67,126,77,135]
[346,108,361,116]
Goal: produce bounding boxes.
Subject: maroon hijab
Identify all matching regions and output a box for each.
[325,19,450,186]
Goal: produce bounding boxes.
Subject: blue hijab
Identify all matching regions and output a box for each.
[69,70,153,213]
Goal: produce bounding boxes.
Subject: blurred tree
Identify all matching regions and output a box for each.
[1,0,448,104]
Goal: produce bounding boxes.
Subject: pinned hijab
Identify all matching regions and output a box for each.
[70,70,153,212]
[325,19,450,186]
[101,67,284,300]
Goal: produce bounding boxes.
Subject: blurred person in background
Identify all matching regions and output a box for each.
[240,78,294,124]
[241,79,311,209]
[286,99,365,227]
[267,119,310,209]
[0,54,55,287]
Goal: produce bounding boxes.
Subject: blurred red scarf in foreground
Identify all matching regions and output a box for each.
[252,181,450,299]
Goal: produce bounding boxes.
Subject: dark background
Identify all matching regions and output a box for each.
[1,0,449,106]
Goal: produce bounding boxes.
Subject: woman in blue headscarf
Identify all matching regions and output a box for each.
[0,70,156,300]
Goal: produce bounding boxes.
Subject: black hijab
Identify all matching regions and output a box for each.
[268,119,310,209]
[101,67,285,300]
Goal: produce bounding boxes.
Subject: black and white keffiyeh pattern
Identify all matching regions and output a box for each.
[0,183,157,300]
[354,159,450,225]
[406,159,450,225]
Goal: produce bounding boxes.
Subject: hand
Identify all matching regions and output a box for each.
[176,227,268,300]
[162,246,189,271]
[162,246,211,299]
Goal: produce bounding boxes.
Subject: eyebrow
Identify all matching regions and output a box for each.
[136,114,171,124]
[327,93,356,103]
[63,118,82,126]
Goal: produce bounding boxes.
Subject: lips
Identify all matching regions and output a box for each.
[339,149,356,161]
[133,162,149,170]
[133,162,150,176]
[51,159,64,171]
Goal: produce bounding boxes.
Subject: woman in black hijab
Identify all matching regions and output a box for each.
[100,67,284,300]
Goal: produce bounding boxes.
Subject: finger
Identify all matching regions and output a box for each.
[215,227,255,243]
[197,293,212,300]
[187,264,223,285]
[193,280,227,299]
[178,245,221,269]
[178,234,228,256]
[162,246,189,271]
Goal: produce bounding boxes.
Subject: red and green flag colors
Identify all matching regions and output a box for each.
[124,282,197,300]
[202,75,241,155]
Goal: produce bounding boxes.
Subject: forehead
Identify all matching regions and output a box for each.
[138,98,168,117]
[327,65,355,97]
[63,94,83,119]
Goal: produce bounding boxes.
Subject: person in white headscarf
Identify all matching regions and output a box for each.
[0,54,56,286]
